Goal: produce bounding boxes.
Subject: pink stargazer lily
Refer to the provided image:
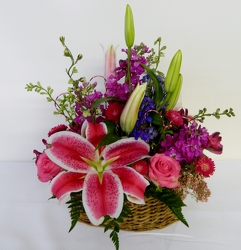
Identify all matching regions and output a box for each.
[45,122,150,226]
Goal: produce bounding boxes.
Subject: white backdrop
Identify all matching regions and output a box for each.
[0,0,240,161]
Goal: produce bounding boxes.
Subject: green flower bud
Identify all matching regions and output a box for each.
[165,74,183,110]
[59,36,65,45]
[75,54,83,63]
[165,50,182,92]
[64,48,70,57]
[120,83,147,133]
[125,4,135,48]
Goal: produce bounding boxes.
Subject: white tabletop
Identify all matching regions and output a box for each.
[1,160,240,250]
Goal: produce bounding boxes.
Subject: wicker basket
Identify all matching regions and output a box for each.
[73,195,178,231]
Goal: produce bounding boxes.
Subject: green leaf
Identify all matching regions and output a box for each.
[146,186,188,227]
[109,228,119,250]
[48,195,56,200]
[95,133,121,151]
[104,220,113,233]
[141,64,164,106]
[105,120,116,134]
[149,111,162,125]
[66,194,83,233]
[170,207,189,227]
[158,188,186,208]
[101,200,132,250]
[92,96,125,109]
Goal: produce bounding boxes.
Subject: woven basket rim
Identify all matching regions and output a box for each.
[70,194,179,231]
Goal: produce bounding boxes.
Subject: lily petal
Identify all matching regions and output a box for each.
[102,137,150,168]
[80,120,88,138]
[112,166,149,204]
[46,131,96,172]
[51,171,85,201]
[85,122,107,148]
[82,170,123,226]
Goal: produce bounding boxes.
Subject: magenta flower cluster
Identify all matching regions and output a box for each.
[74,82,104,127]
[105,45,150,100]
[160,121,209,163]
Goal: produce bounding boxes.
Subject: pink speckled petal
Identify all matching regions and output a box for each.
[102,137,150,168]
[51,171,85,201]
[82,170,123,226]
[85,122,107,148]
[112,166,149,204]
[46,131,96,172]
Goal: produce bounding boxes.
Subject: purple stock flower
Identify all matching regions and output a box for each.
[85,90,103,109]
[105,44,150,100]
[160,121,209,163]
[74,86,104,127]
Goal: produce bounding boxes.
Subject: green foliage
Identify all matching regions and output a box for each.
[25,81,76,123]
[149,111,163,125]
[66,194,83,233]
[102,216,120,250]
[193,107,235,123]
[92,96,125,110]
[25,37,87,124]
[147,37,166,71]
[95,133,121,151]
[25,82,54,100]
[48,195,56,200]
[101,202,132,250]
[141,64,164,108]
[105,120,117,134]
[145,184,189,227]
[137,38,167,111]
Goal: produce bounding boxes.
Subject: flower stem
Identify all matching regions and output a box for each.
[127,47,132,93]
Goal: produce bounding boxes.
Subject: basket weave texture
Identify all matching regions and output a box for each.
[75,195,178,231]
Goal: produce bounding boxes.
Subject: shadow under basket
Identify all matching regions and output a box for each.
[73,195,179,231]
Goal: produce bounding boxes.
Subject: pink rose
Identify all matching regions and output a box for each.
[34,150,62,182]
[149,153,181,188]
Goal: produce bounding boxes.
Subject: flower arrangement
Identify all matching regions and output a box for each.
[26,4,234,250]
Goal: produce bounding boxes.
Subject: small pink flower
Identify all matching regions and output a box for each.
[33,150,62,182]
[195,155,215,177]
[105,102,124,124]
[166,110,183,127]
[149,153,181,188]
[132,160,149,175]
[206,132,223,155]
[48,124,68,137]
